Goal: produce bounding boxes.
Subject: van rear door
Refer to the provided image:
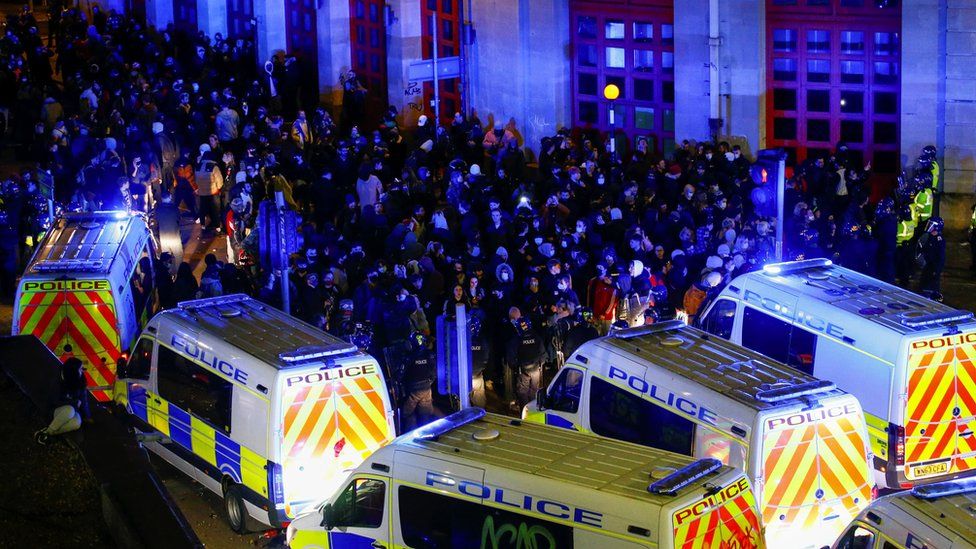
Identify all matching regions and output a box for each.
[759,398,873,548]
[905,331,976,482]
[16,279,120,401]
[668,473,764,549]
[279,360,395,519]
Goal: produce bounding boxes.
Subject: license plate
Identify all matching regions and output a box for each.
[911,461,950,478]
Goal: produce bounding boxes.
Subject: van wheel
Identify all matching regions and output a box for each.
[223,484,249,534]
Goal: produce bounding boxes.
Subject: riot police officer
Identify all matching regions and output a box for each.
[400,331,435,431]
[895,203,918,286]
[919,217,946,302]
[874,198,897,283]
[563,307,599,359]
[468,312,489,408]
[505,307,546,413]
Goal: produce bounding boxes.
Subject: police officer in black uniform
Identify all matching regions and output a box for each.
[919,217,946,302]
[563,307,600,359]
[468,312,489,408]
[505,307,546,413]
[400,331,435,431]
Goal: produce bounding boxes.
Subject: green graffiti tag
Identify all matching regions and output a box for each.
[480,514,558,549]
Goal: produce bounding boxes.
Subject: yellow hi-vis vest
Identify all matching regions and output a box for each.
[915,188,933,222]
[931,160,941,192]
[897,206,918,244]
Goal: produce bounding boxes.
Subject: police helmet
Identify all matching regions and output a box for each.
[875,198,895,219]
[467,314,483,337]
[800,226,820,246]
[897,204,913,222]
[841,220,861,239]
[927,216,944,234]
[410,331,428,352]
[921,145,937,161]
[516,317,532,336]
[348,321,373,349]
[610,319,630,332]
[574,306,594,324]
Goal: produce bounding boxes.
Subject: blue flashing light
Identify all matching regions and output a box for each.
[648,458,723,496]
[763,258,832,276]
[899,311,974,329]
[755,379,836,403]
[413,407,486,442]
[278,343,357,363]
[911,478,976,500]
[610,319,685,340]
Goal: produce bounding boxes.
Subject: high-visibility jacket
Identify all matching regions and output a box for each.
[915,188,933,222]
[930,160,941,192]
[897,206,918,244]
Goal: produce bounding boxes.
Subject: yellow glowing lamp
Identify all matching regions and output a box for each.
[603,84,620,101]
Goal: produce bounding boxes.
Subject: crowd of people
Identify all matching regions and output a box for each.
[0,6,948,423]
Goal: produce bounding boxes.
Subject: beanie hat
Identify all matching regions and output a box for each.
[469,164,481,176]
[538,242,556,258]
[610,208,623,221]
[630,260,644,277]
[495,246,508,258]
[706,255,723,270]
[152,122,164,135]
[199,143,211,153]
[104,137,117,151]
[717,244,731,258]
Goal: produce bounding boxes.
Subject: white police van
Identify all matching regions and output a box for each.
[114,294,396,532]
[287,407,766,549]
[831,478,976,549]
[524,320,874,548]
[697,258,976,489]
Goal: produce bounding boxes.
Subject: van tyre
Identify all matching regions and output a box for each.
[223,483,249,534]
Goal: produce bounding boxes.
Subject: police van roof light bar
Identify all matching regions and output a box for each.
[33,259,107,272]
[278,343,358,363]
[648,458,723,496]
[755,379,836,403]
[762,258,832,276]
[177,293,253,310]
[900,311,974,329]
[414,407,486,442]
[611,320,685,340]
[911,478,976,500]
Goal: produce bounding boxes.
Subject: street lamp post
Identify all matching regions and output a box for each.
[603,84,620,166]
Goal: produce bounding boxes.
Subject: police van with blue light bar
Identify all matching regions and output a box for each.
[523,320,874,548]
[113,294,396,533]
[698,258,976,490]
[286,407,766,548]
[830,478,976,549]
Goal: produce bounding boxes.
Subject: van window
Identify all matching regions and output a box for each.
[835,524,876,549]
[127,337,154,380]
[157,345,233,432]
[701,298,737,339]
[787,326,817,375]
[547,367,583,413]
[694,429,746,468]
[333,478,385,528]
[589,376,694,455]
[398,486,574,548]
[742,306,792,363]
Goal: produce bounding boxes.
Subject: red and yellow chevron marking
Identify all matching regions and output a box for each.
[18,284,119,402]
[280,369,393,516]
[761,409,872,546]
[906,334,976,479]
[672,476,764,549]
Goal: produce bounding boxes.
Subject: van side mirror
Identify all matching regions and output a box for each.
[320,503,334,530]
[116,357,128,380]
[535,388,548,411]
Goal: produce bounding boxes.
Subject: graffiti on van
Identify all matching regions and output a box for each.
[480,515,557,549]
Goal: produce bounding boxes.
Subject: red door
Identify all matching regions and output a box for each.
[286,0,319,113]
[226,0,255,40]
[350,0,389,130]
[421,0,461,126]
[766,0,901,174]
[569,0,674,158]
[173,0,198,34]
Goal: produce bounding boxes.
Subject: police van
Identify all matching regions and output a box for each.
[523,320,874,549]
[13,211,157,402]
[697,258,976,489]
[113,294,396,532]
[830,479,976,549]
[286,407,766,549]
